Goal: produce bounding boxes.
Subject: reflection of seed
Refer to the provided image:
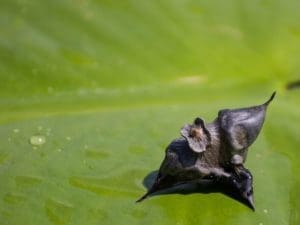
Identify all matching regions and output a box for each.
[30,135,46,146]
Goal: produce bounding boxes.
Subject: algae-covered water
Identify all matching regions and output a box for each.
[1,0,300,224]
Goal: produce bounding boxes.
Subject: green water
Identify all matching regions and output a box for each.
[1,0,300,224]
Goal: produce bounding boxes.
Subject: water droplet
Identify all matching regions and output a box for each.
[30,135,46,146]
[259,223,263,225]
[37,126,43,131]
[66,136,71,141]
[13,129,20,133]
[84,145,89,149]
[263,209,268,214]
[57,148,62,152]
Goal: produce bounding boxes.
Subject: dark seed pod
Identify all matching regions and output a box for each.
[137,92,276,210]
[218,91,276,151]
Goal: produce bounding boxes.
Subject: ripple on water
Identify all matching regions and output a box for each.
[15,175,43,187]
[0,153,9,165]
[131,208,147,219]
[68,170,144,197]
[1,210,11,219]
[84,149,109,159]
[69,177,137,197]
[45,199,74,225]
[88,208,107,221]
[128,146,145,154]
[3,193,26,205]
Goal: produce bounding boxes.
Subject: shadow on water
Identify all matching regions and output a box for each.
[138,170,254,210]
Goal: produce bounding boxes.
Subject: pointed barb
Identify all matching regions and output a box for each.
[136,192,150,203]
[246,194,255,211]
[136,181,162,203]
[136,186,158,203]
[264,91,276,106]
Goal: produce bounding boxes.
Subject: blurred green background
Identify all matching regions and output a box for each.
[1,0,300,224]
